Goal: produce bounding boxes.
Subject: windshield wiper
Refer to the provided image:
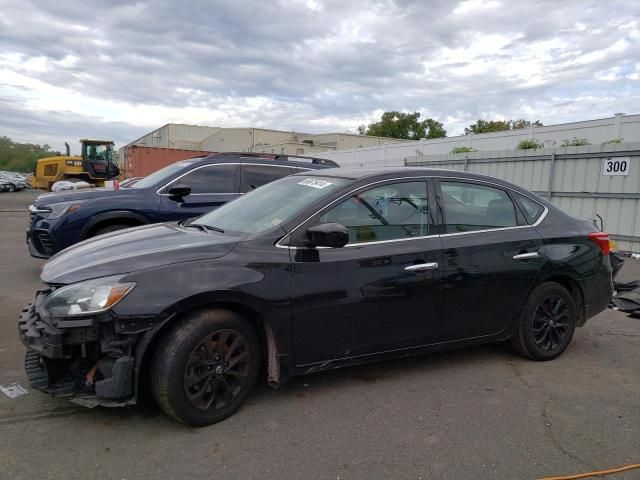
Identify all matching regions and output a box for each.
[182,223,208,233]
[188,222,225,233]
[178,218,224,233]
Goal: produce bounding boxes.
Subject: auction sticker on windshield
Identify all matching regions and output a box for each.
[298,178,333,189]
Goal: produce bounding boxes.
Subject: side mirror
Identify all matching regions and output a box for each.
[168,184,191,199]
[306,223,349,248]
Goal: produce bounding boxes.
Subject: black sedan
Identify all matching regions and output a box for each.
[19,167,613,426]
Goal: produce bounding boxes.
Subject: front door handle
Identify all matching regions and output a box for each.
[405,262,439,272]
[513,252,539,260]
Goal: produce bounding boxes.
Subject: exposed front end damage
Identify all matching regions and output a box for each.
[18,291,161,407]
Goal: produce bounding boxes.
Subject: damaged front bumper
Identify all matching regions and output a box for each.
[19,300,137,406]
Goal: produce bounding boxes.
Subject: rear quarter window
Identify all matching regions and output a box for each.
[512,192,545,224]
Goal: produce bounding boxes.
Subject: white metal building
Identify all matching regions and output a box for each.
[125,124,408,156]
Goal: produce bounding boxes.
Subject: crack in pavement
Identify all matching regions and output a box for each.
[0,407,90,425]
[507,361,531,389]
[597,331,640,338]
[541,398,597,471]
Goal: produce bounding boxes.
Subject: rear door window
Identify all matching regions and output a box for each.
[440,181,518,233]
[168,164,237,194]
[318,181,430,244]
[240,165,292,192]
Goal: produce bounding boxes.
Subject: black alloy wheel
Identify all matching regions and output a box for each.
[531,295,570,352]
[511,282,577,360]
[151,309,260,426]
[183,329,251,412]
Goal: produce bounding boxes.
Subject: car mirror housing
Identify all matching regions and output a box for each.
[168,184,191,199]
[306,223,349,248]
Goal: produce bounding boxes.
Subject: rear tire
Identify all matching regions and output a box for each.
[92,224,131,237]
[8,184,16,192]
[150,309,260,426]
[510,282,577,361]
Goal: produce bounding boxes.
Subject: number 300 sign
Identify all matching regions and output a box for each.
[601,157,630,176]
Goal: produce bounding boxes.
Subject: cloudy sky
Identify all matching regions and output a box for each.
[1,0,638,153]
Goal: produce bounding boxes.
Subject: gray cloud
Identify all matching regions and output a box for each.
[0,0,638,152]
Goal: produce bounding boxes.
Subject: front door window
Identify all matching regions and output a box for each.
[318,181,430,244]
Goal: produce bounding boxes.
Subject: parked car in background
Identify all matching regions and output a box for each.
[0,172,28,191]
[19,167,613,426]
[26,152,338,258]
[0,180,13,192]
[1,171,28,181]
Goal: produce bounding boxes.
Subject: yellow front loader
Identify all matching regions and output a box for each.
[30,139,120,191]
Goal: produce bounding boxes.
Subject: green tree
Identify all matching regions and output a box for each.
[0,136,61,172]
[363,111,447,140]
[464,119,543,134]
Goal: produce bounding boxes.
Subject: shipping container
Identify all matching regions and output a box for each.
[124,146,214,178]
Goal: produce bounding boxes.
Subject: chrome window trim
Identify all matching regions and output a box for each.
[156,162,304,196]
[439,225,531,237]
[275,174,549,250]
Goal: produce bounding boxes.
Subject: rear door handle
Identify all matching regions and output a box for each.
[405,262,439,272]
[513,252,539,260]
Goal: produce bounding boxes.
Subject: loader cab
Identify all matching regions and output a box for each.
[81,139,119,180]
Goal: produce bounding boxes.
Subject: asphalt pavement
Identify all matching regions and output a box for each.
[1,189,639,480]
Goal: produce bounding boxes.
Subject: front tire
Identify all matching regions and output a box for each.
[8,183,16,192]
[511,282,577,360]
[92,224,131,237]
[150,309,261,426]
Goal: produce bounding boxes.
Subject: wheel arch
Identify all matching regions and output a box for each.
[536,274,586,326]
[133,293,281,404]
[81,211,149,239]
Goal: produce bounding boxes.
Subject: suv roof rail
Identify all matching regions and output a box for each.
[206,152,339,167]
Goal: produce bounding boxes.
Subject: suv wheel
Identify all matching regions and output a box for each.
[511,282,577,360]
[150,309,260,426]
[92,224,131,237]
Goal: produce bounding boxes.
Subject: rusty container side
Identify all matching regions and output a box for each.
[124,146,214,178]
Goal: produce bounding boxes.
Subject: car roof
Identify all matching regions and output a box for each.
[295,166,535,193]
[189,152,337,169]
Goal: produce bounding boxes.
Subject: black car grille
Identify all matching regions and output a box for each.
[37,232,55,256]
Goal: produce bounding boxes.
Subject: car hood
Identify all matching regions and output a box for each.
[42,223,240,285]
[35,187,139,205]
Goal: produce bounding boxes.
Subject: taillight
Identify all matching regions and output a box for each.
[588,232,610,255]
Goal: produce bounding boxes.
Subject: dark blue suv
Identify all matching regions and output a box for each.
[27,153,337,258]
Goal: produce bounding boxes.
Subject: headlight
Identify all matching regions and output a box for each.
[42,276,136,317]
[47,201,87,219]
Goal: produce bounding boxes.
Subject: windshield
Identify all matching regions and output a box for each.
[131,160,199,189]
[83,144,114,163]
[196,175,349,234]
